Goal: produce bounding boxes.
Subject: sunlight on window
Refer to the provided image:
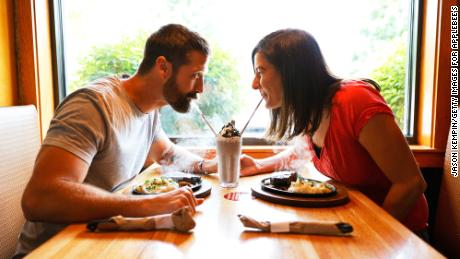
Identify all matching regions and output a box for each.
[61,0,411,141]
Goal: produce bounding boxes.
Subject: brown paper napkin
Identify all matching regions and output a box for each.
[87,207,195,232]
[238,214,353,236]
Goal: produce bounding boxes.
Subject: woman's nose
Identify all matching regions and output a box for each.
[252,77,260,89]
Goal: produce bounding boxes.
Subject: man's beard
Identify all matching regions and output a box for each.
[163,73,198,113]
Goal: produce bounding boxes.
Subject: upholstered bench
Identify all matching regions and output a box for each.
[0,105,40,258]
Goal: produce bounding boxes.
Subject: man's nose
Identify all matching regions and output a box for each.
[195,76,204,93]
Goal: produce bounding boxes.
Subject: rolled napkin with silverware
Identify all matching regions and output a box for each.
[87,207,195,232]
[238,214,353,236]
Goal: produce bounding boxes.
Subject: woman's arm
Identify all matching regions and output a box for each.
[358,114,427,221]
[240,146,297,176]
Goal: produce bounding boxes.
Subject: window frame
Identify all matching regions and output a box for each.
[50,0,67,102]
[405,0,423,144]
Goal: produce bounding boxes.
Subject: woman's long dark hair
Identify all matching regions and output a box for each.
[252,29,341,140]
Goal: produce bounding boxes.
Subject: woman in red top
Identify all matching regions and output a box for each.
[240,29,428,235]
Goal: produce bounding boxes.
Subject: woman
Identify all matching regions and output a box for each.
[240,29,428,236]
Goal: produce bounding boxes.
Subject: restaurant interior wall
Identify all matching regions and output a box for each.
[0,0,17,106]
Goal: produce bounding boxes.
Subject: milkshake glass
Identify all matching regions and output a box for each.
[216,135,241,188]
[216,120,242,188]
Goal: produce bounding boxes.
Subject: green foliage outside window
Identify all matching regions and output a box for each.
[69,33,243,135]
[70,30,407,134]
[370,42,407,128]
[69,34,145,93]
[358,0,407,129]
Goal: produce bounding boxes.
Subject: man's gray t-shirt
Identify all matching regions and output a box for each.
[15,76,161,256]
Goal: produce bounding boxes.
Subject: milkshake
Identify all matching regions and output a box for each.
[216,120,242,188]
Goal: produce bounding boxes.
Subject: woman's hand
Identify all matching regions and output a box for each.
[240,154,264,176]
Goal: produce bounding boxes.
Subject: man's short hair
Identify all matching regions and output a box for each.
[137,24,209,75]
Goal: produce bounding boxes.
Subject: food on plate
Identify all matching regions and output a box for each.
[263,172,335,195]
[269,171,298,188]
[177,180,195,188]
[287,178,334,194]
[134,177,179,194]
[133,174,202,195]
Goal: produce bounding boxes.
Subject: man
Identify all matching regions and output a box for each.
[14,24,215,257]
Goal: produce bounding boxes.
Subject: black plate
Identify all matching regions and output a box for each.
[260,178,337,198]
[133,175,202,195]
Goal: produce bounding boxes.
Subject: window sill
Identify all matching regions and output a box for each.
[409,145,445,168]
[186,145,445,169]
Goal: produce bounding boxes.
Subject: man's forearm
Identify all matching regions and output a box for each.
[23,180,168,223]
[158,144,204,173]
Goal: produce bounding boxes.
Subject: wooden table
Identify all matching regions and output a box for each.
[26,168,445,259]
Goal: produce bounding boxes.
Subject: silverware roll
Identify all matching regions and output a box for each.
[87,207,195,232]
[238,214,353,236]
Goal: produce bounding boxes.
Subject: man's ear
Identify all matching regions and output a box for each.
[156,56,171,79]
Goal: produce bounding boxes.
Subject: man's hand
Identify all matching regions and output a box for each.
[146,186,204,215]
[201,158,217,174]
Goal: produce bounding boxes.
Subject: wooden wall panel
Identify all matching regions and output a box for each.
[0,0,17,106]
[14,0,55,138]
[34,0,55,135]
[14,0,38,106]
[417,0,455,150]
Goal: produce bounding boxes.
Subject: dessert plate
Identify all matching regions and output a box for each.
[260,177,337,198]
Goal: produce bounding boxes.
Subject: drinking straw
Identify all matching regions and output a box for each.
[240,98,263,135]
[194,104,218,137]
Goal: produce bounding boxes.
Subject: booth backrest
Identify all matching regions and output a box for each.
[433,124,460,258]
[0,105,40,259]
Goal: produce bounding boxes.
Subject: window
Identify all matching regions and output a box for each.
[52,0,420,145]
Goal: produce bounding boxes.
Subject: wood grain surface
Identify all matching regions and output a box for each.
[26,167,445,259]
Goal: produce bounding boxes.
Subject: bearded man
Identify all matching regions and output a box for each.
[14,24,215,257]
